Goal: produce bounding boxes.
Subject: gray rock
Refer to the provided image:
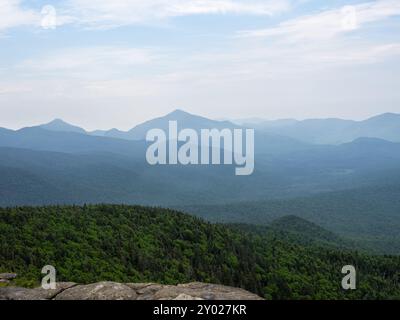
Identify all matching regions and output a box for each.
[173,293,204,300]
[0,287,31,300]
[134,284,166,300]
[0,282,76,300]
[153,282,263,300]
[0,281,263,300]
[54,282,138,300]
[126,283,159,291]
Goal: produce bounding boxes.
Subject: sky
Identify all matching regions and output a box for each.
[0,0,400,130]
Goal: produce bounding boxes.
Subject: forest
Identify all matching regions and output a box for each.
[0,204,399,300]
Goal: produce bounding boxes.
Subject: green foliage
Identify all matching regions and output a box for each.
[1,205,399,299]
[179,184,400,254]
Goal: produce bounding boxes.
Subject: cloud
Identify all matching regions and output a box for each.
[2,0,400,127]
[229,0,400,75]
[163,0,290,15]
[18,46,159,79]
[0,0,38,31]
[238,0,400,40]
[63,0,291,28]
[0,83,32,95]
[0,0,292,32]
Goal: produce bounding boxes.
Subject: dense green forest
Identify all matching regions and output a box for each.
[1,205,399,299]
[178,184,400,255]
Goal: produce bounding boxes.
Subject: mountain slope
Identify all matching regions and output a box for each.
[268,215,347,246]
[0,127,147,156]
[0,147,274,206]
[1,204,399,299]
[228,215,352,249]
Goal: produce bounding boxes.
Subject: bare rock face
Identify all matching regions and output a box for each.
[55,282,138,300]
[148,282,263,300]
[0,282,76,300]
[0,282,263,300]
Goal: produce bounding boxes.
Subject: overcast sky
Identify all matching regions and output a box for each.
[1,0,400,130]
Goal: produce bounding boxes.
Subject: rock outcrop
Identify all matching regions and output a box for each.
[0,273,17,284]
[0,282,263,300]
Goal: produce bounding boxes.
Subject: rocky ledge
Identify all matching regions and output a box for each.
[0,282,263,300]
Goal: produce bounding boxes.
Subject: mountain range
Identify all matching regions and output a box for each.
[1,109,400,253]
[35,109,240,140]
[30,110,400,145]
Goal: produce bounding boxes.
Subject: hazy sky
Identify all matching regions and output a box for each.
[1,0,400,130]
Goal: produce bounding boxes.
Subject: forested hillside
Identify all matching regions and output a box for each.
[1,205,399,300]
[228,215,354,249]
[179,184,400,254]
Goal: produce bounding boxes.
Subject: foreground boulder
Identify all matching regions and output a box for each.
[0,282,263,300]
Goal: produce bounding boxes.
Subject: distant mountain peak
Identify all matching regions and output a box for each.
[164,109,197,119]
[39,119,86,134]
[163,109,237,127]
[47,118,68,125]
[169,109,189,115]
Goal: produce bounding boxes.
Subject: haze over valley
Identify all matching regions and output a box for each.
[1,110,400,254]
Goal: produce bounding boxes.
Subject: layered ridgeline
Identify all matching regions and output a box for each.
[2,111,400,207]
[1,205,399,300]
[1,110,400,208]
[1,110,400,254]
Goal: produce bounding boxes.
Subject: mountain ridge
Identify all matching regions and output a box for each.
[2,111,400,145]
[243,112,400,144]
